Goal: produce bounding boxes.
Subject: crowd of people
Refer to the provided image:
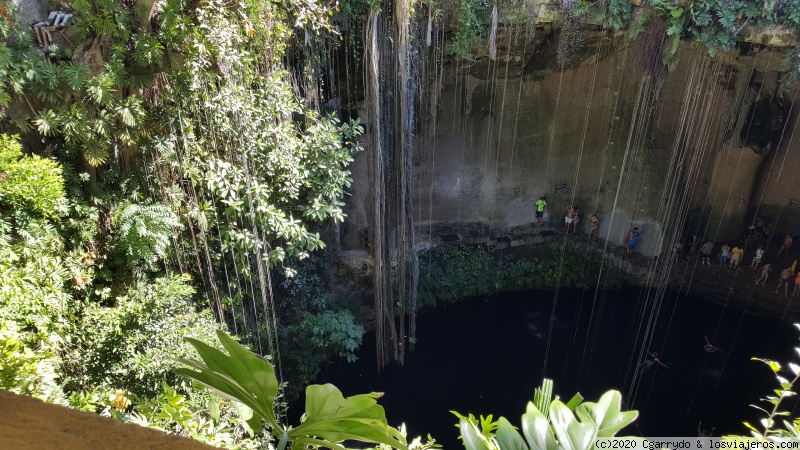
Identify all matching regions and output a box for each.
[534,200,800,298]
[678,225,800,298]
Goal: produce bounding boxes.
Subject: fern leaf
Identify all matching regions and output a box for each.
[34,109,60,136]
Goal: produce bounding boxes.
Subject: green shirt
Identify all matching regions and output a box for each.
[535,199,547,212]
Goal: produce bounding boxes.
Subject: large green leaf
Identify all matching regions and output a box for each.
[290,384,407,450]
[496,417,527,450]
[521,402,556,450]
[549,400,596,450]
[174,330,280,431]
[574,390,638,437]
[459,418,492,450]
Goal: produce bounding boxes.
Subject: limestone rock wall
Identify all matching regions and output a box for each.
[342,24,800,257]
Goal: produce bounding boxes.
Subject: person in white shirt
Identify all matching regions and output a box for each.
[749,246,765,269]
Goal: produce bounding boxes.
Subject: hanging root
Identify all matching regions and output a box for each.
[557,0,584,68]
[634,14,669,79]
[489,3,498,61]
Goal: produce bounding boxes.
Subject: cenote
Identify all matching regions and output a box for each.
[320,287,799,448]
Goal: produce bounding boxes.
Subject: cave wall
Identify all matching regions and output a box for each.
[341,24,799,257]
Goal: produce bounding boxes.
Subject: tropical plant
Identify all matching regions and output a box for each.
[282,310,365,386]
[731,323,800,442]
[0,134,66,218]
[447,0,491,60]
[0,322,63,403]
[126,381,262,449]
[175,330,409,450]
[453,379,639,450]
[112,202,182,272]
[62,274,220,397]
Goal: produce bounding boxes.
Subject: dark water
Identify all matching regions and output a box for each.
[316,288,799,448]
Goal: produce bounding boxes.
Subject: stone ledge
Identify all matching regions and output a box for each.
[0,390,216,450]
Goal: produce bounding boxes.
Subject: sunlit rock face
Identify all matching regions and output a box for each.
[342,18,800,257]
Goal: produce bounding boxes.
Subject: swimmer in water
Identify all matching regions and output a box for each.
[704,336,722,353]
[698,421,715,437]
[642,351,669,370]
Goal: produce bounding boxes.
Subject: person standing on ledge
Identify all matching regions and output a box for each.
[700,240,714,265]
[750,246,765,269]
[534,196,547,230]
[777,234,793,257]
[563,204,575,234]
[718,243,731,266]
[776,267,794,298]
[624,227,639,255]
[730,245,744,269]
[589,213,600,241]
[755,263,772,285]
[571,207,581,235]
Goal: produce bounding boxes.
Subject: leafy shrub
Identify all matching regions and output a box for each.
[283,310,364,385]
[418,244,625,309]
[63,275,221,397]
[418,245,497,308]
[175,330,409,450]
[0,322,63,403]
[127,382,261,449]
[454,379,638,450]
[0,134,66,218]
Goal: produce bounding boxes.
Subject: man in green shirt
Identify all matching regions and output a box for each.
[535,197,547,228]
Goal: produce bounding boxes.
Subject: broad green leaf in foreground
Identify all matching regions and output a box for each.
[291,384,407,449]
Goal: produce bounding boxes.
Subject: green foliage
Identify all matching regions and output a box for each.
[734,324,800,441]
[601,0,632,31]
[272,253,366,388]
[63,275,221,397]
[283,310,364,385]
[112,202,182,271]
[418,244,624,309]
[645,0,800,69]
[175,330,409,450]
[0,136,74,345]
[0,322,63,402]
[126,382,261,448]
[448,0,491,59]
[0,135,65,218]
[453,379,638,450]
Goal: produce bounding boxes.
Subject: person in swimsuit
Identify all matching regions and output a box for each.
[776,267,794,298]
[704,336,722,353]
[754,217,764,236]
[571,207,580,235]
[589,214,600,241]
[756,263,772,285]
[563,205,574,233]
[777,234,793,257]
[763,223,774,247]
[642,351,668,371]
[698,421,715,437]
